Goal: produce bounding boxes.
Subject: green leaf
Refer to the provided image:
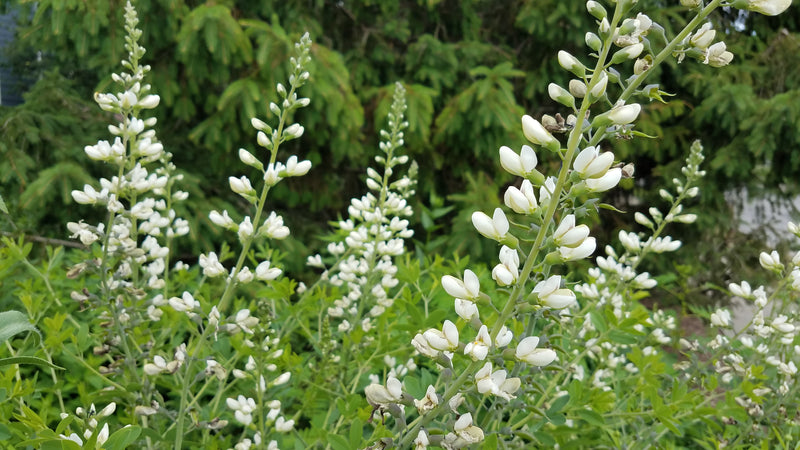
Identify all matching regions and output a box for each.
[0,311,39,344]
[0,356,63,370]
[547,393,570,415]
[607,329,639,345]
[327,433,350,450]
[575,408,605,426]
[0,195,7,215]
[598,203,626,213]
[348,418,364,448]
[104,425,142,450]
[481,433,498,449]
[588,310,608,334]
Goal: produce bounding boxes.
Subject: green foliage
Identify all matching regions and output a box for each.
[1,0,800,449]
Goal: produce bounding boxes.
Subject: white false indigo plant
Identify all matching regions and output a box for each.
[170,32,313,450]
[64,3,308,447]
[362,0,796,448]
[66,0,188,426]
[6,0,800,448]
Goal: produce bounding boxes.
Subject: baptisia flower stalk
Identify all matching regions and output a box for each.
[313,83,415,335]
[702,220,800,406]
[380,0,796,445]
[67,0,189,407]
[202,33,313,314]
[168,33,313,450]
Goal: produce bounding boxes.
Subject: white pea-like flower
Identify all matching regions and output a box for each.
[454,298,479,321]
[759,250,783,271]
[559,237,596,261]
[586,167,622,192]
[495,326,513,347]
[412,333,439,358]
[199,252,226,277]
[573,146,614,179]
[442,269,481,300]
[645,236,682,253]
[710,309,732,328]
[422,320,460,351]
[504,180,539,214]
[690,23,716,49]
[533,275,576,309]
[237,267,254,283]
[259,212,290,239]
[238,216,254,241]
[729,281,752,298]
[284,123,304,138]
[521,116,559,151]
[364,376,403,406]
[453,412,485,444]
[275,416,295,432]
[284,155,312,176]
[554,214,591,248]
[619,230,642,252]
[499,144,539,177]
[474,361,521,401]
[608,103,642,125]
[414,385,440,414]
[168,292,200,313]
[704,42,734,67]
[472,208,510,242]
[492,246,520,286]
[209,210,236,229]
[414,430,430,449]
[226,395,257,426]
[255,261,282,280]
[464,325,492,361]
[735,0,791,16]
[515,336,557,366]
[590,71,608,98]
[772,315,795,334]
[229,176,254,195]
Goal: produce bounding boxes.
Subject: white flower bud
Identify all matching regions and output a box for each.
[557,51,586,77]
[585,32,603,51]
[548,83,575,108]
[590,71,608,99]
[586,0,607,19]
[257,131,271,148]
[611,43,644,63]
[521,116,559,152]
[569,79,587,98]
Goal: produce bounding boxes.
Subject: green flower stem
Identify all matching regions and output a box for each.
[589,0,723,148]
[400,6,631,447]
[489,0,625,344]
[397,358,483,447]
[174,67,305,450]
